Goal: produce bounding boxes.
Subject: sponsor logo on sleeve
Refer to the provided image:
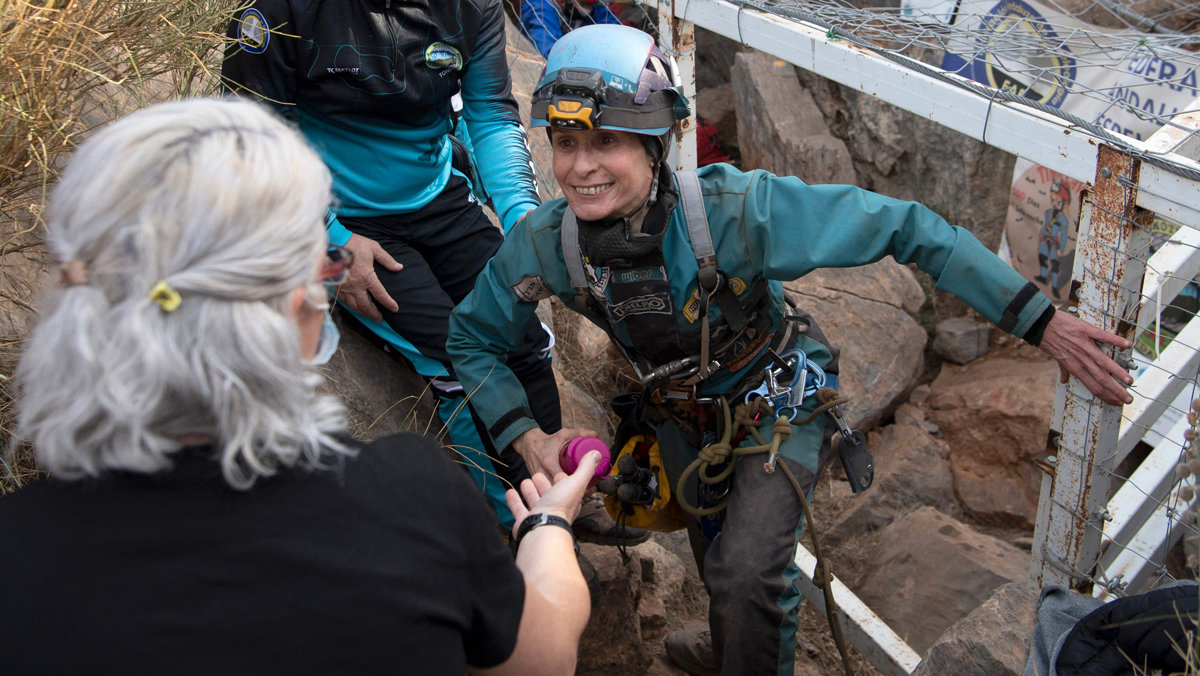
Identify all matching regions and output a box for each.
[512,275,553,302]
[237,8,270,54]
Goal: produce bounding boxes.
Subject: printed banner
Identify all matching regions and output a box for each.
[926,0,1199,300]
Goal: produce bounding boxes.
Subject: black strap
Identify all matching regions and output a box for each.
[998,282,1042,333]
[515,513,578,554]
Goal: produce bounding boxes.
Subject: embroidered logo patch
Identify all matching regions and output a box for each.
[682,277,747,323]
[584,263,610,296]
[425,42,464,71]
[613,267,666,284]
[609,294,671,321]
[725,330,774,372]
[512,275,553,302]
[237,8,270,54]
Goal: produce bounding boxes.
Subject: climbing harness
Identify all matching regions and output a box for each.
[665,349,869,676]
[562,171,773,387]
[562,166,865,673]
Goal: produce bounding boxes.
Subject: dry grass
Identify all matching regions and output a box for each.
[0,0,239,492]
[1,0,238,216]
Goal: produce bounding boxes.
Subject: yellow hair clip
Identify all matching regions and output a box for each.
[149,280,182,313]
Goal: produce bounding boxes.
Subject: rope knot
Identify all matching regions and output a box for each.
[697,441,731,466]
[772,416,792,440]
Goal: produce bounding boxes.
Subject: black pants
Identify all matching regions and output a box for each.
[339,176,560,495]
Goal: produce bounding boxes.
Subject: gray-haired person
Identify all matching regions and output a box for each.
[0,98,593,676]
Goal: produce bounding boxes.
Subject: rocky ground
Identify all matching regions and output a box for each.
[3,10,1192,675]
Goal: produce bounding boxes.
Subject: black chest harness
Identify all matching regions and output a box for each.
[560,171,777,390]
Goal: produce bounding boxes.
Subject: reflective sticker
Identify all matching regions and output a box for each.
[237,8,270,54]
[512,275,553,302]
[425,42,464,71]
[682,277,747,323]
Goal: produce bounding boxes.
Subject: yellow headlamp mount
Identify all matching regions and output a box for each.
[546,68,605,131]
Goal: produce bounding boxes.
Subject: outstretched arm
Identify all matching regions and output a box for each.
[1037,310,1134,406]
[470,453,602,676]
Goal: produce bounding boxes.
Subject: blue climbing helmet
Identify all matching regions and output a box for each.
[531,24,691,158]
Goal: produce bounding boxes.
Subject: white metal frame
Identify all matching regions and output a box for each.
[657,0,1200,671]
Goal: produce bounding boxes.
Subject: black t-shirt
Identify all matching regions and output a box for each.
[0,433,524,675]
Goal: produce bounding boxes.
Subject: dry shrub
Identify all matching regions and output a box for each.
[0,0,239,492]
[1,0,238,212]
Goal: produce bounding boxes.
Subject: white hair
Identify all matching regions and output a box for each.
[16,97,351,488]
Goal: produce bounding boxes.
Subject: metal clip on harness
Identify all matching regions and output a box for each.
[674,351,862,676]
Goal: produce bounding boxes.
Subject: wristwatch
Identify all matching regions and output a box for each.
[515,512,579,554]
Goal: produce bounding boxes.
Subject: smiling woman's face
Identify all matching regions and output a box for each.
[551,128,655,222]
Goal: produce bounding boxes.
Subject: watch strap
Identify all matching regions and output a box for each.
[515,513,577,553]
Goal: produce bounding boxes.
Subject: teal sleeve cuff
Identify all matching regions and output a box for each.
[500,198,541,235]
[326,212,353,247]
[493,416,540,454]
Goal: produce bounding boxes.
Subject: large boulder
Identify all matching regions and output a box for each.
[912,582,1039,676]
[732,51,857,186]
[926,347,1056,528]
[854,507,1030,654]
[556,371,611,442]
[696,82,737,156]
[504,17,561,201]
[784,259,927,430]
[576,540,700,676]
[320,310,438,441]
[792,66,1017,251]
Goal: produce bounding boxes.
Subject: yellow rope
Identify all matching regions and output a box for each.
[675,394,848,517]
[673,389,856,676]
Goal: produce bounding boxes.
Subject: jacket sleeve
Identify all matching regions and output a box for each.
[736,170,1053,341]
[224,3,353,248]
[222,1,299,107]
[461,1,542,233]
[448,215,553,450]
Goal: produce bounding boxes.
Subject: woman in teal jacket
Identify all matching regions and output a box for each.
[448,25,1133,676]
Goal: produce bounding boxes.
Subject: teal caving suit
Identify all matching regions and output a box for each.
[448,163,1054,675]
[223,0,561,526]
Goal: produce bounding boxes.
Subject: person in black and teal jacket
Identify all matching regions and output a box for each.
[223,1,563,528]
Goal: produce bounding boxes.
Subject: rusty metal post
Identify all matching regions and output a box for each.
[656,0,697,171]
[1029,145,1152,591]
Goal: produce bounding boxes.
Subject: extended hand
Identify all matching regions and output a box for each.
[337,233,403,322]
[511,427,599,478]
[505,451,602,534]
[1038,309,1134,406]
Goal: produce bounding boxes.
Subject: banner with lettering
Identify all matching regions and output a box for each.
[929,0,1198,301]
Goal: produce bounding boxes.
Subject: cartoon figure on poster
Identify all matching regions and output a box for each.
[1036,179,1071,297]
[1008,166,1082,300]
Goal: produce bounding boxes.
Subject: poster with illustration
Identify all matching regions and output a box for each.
[1005,165,1084,300]
[928,0,1199,300]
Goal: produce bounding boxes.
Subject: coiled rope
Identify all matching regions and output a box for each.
[674,388,855,675]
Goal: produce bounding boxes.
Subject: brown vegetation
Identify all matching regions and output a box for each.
[0,0,237,492]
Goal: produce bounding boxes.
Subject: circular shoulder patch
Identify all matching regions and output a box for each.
[425,42,464,71]
[237,8,270,55]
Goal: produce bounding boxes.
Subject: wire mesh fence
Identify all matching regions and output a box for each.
[648,0,1200,669]
[651,0,1200,597]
